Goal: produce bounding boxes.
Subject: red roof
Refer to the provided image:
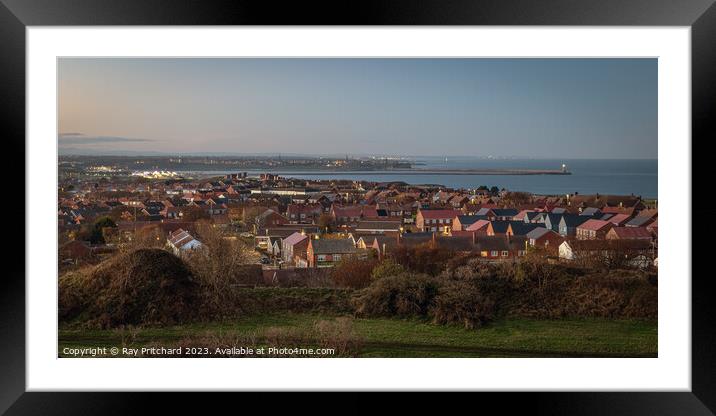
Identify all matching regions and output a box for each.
[333,206,363,218]
[419,209,461,219]
[283,232,309,246]
[450,230,475,238]
[608,213,632,225]
[602,206,635,215]
[578,219,612,231]
[513,210,534,221]
[609,227,652,239]
[465,219,491,231]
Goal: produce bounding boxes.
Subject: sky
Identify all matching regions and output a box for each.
[58,58,657,158]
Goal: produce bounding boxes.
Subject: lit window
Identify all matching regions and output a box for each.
[491,250,498,257]
[501,251,509,257]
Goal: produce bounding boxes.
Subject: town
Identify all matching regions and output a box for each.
[59,162,658,281]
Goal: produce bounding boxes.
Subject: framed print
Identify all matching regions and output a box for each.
[2,0,715,413]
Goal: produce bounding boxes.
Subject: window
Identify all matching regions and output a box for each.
[501,250,509,257]
[491,250,498,257]
[481,251,488,257]
[333,254,342,262]
[316,254,326,262]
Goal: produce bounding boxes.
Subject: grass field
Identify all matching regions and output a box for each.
[59,314,657,358]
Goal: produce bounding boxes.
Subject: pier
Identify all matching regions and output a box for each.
[259,168,572,176]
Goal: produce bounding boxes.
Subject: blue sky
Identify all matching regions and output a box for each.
[58,58,657,158]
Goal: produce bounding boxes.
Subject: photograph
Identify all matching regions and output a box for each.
[56,57,659,359]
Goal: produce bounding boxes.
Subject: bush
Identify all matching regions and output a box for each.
[430,281,496,329]
[331,256,379,289]
[389,244,455,275]
[352,273,440,317]
[59,248,200,328]
[370,258,406,280]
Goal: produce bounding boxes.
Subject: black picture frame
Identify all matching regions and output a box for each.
[2,0,713,413]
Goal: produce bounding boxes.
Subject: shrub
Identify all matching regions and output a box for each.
[59,248,200,328]
[389,244,455,275]
[331,256,379,289]
[370,258,406,280]
[430,281,496,329]
[352,273,440,317]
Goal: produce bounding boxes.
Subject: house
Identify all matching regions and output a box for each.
[506,222,544,237]
[415,209,461,233]
[526,227,563,250]
[167,228,203,255]
[486,221,512,236]
[544,213,563,232]
[626,215,656,227]
[433,234,477,253]
[607,213,633,226]
[331,205,364,225]
[512,210,534,221]
[558,214,592,237]
[580,207,602,217]
[491,208,519,221]
[465,219,491,234]
[59,240,94,262]
[474,235,528,260]
[281,232,309,265]
[575,219,613,240]
[268,239,281,257]
[559,239,654,268]
[254,228,298,250]
[567,194,644,210]
[635,208,658,220]
[524,212,545,223]
[452,215,487,231]
[256,209,289,228]
[286,204,323,224]
[354,220,402,234]
[398,232,435,247]
[601,206,637,216]
[307,238,358,268]
[606,226,652,240]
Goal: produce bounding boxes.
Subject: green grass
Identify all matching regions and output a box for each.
[59,314,657,358]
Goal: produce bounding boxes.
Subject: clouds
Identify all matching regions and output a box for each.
[58,133,154,145]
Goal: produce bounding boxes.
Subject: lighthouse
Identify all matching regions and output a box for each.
[561,163,567,173]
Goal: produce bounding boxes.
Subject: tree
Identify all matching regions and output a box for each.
[317,213,335,232]
[108,205,134,222]
[83,216,117,244]
[501,191,532,207]
[370,258,406,280]
[184,220,261,311]
[183,206,210,222]
[331,256,379,289]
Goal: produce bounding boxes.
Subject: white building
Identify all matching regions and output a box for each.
[167,228,203,255]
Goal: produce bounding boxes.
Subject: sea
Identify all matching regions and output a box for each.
[189,157,658,199]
